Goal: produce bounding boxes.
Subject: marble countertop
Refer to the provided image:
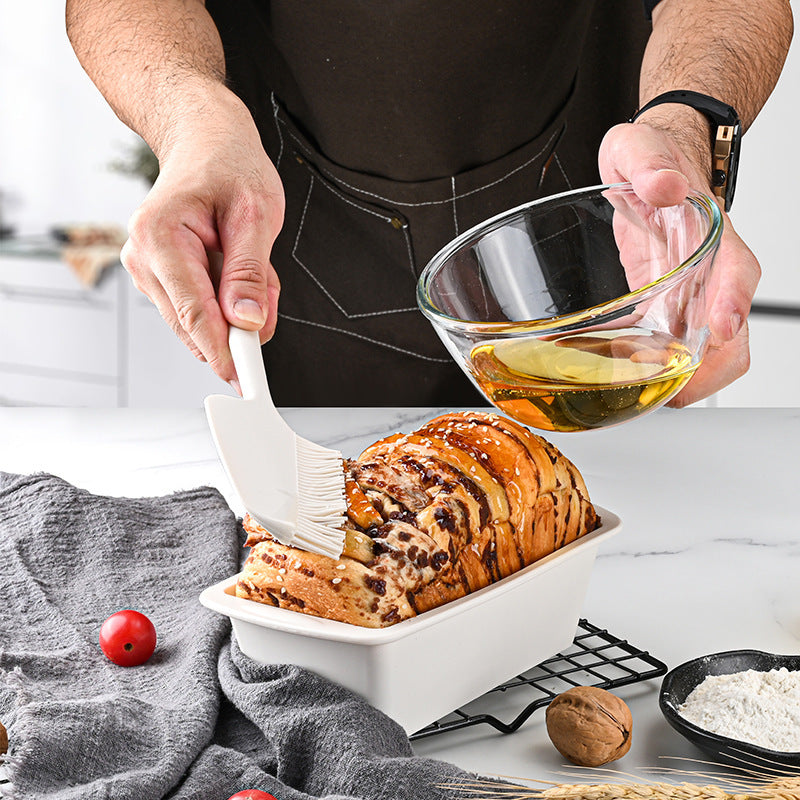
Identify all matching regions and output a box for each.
[1,405,798,789]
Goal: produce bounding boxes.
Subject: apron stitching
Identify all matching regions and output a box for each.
[553,152,573,189]
[277,313,453,363]
[271,93,285,169]
[450,176,459,237]
[283,119,418,279]
[534,219,584,245]
[476,268,492,320]
[313,169,395,223]
[400,224,417,279]
[351,308,419,317]
[292,176,419,319]
[277,117,560,208]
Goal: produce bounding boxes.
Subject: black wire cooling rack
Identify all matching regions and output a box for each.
[410,619,668,740]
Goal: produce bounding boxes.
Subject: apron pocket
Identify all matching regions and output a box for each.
[289,158,418,319]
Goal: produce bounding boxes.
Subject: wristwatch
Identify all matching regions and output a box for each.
[629,90,742,211]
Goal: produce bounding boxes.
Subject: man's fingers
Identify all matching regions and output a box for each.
[131,269,207,363]
[669,322,751,408]
[122,223,235,382]
[157,258,233,379]
[602,120,760,342]
[705,225,761,344]
[599,120,761,404]
[123,240,208,362]
[122,189,283,381]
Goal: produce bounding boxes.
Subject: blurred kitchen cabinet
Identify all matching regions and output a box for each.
[711,312,800,408]
[0,251,122,406]
[125,291,228,407]
[1,246,798,409]
[710,39,800,406]
[0,249,227,407]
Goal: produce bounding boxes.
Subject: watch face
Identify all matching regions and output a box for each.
[713,124,740,212]
[725,123,741,211]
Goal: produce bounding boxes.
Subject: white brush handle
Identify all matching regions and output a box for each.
[228,326,271,403]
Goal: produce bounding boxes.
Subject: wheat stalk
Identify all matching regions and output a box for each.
[441,766,800,800]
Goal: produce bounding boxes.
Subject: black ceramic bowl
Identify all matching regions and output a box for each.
[660,650,800,772]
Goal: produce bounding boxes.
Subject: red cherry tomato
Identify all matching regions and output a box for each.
[99,610,157,667]
[227,793,278,800]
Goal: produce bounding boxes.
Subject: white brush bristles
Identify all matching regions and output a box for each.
[294,436,348,559]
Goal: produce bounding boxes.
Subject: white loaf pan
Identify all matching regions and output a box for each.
[200,505,621,734]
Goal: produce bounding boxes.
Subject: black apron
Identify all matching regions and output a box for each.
[205,1,651,406]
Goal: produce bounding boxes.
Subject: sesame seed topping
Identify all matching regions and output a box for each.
[336,563,346,570]
[332,577,342,584]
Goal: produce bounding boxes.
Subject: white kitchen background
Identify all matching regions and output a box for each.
[1,3,798,408]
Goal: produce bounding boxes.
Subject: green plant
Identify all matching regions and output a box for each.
[109,138,159,186]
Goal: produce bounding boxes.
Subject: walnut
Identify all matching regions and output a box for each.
[0,720,7,755]
[545,686,633,766]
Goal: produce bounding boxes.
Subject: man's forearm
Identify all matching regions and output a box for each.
[65,0,228,159]
[642,0,793,126]
[637,0,793,178]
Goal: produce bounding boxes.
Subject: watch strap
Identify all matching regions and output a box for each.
[629,89,740,128]
[629,90,741,211]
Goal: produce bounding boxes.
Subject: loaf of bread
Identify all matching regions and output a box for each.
[236,411,598,627]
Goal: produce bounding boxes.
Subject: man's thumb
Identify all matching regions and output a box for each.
[600,123,693,207]
[218,255,269,330]
[231,297,267,327]
[634,166,692,208]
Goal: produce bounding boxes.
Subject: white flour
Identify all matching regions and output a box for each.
[678,667,800,752]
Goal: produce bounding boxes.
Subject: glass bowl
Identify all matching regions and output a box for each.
[417,183,723,432]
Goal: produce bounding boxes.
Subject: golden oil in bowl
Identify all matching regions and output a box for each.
[468,327,698,432]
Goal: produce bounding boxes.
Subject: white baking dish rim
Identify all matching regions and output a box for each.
[200,505,621,645]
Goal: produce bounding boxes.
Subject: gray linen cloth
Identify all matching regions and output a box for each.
[0,473,478,800]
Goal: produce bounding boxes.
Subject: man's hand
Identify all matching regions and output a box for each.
[599,118,760,406]
[66,0,284,389]
[609,0,792,405]
[120,86,284,388]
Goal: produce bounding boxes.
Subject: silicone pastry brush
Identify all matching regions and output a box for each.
[205,326,347,558]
